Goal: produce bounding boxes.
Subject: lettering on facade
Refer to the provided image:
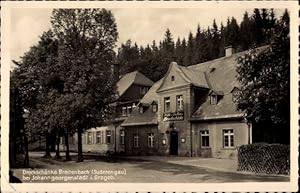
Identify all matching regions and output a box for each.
[163,111,184,121]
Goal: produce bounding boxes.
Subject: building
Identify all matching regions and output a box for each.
[121,47,259,158]
[62,70,154,154]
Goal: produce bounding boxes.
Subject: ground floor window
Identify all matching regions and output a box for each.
[200,130,209,148]
[106,130,112,144]
[87,132,92,144]
[148,133,154,148]
[96,131,102,144]
[223,129,234,148]
[120,130,125,144]
[133,133,139,148]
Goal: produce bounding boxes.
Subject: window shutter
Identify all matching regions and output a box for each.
[111,130,115,145]
[92,131,95,144]
[104,130,106,144]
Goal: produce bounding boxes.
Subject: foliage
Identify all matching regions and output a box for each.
[117,9,281,81]
[10,9,119,163]
[236,10,290,144]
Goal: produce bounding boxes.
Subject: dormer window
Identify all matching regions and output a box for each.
[140,87,148,95]
[122,106,127,116]
[127,106,132,115]
[231,87,241,102]
[151,101,158,113]
[138,103,149,114]
[209,90,223,105]
[210,95,217,105]
[139,106,144,114]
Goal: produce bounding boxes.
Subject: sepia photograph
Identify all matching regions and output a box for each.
[1,1,298,192]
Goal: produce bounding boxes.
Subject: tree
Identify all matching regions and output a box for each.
[218,22,226,57]
[224,17,240,48]
[117,40,140,75]
[211,19,221,59]
[240,11,255,50]
[10,30,59,166]
[194,24,206,63]
[236,12,290,144]
[156,29,175,77]
[50,9,118,161]
[186,31,195,66]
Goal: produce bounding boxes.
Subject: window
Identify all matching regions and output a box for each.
[60,137,64,145]
[127,106,132,115]
[82,134,85,144]
[176,95,184,111]
[200,130,209,148]
[120,130,125,144]
[132,103,136,109]
[232,90,241,102]
[140,87,148,95]
[152,104,157,113]
[223,129,234,148]
[87,132,92,144]
[106,130,112,144]
[122,107,127,116]
[96,131,102,144]
[148,133,154,148]
[210,95,217,105]
[171,75,175,81]
[139,106,144,114]
[164,97,170,112]
[71,134,76,144]
[133,133,139,148]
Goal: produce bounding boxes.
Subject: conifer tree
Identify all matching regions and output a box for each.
[240,11,255,50]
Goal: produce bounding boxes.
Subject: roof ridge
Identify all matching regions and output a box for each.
[177,65,193,83]
[188,46,268,70]
[203,71,213,90]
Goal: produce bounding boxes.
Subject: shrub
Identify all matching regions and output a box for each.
[237,143,289,175]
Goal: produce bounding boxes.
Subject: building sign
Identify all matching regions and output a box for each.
[163,111,184,121]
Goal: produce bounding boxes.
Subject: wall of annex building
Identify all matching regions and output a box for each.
[124,125,161,155]
[192,120,250,158]
[60,125,125,154]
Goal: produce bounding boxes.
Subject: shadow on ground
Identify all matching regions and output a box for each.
[27,153,289,183]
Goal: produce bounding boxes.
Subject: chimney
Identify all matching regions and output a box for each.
[225,46,235,57]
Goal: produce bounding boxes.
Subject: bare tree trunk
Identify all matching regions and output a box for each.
[55,129,61,159]
[23,134,29,168]
[77,128,83,162]
[44,131,51,158]
[65,128,71,161]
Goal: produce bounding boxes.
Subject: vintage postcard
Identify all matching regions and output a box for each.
[1,1,298,192]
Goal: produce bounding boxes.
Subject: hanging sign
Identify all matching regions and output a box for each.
[163,111,184,121]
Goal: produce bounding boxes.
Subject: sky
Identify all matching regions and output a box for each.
[10,8,284,62]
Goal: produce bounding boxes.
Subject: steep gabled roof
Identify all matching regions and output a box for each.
[116,71,154,97]
[179,66,209,88]
[190,46,267,120]
[121,79,163,127]
[157,62,209,92]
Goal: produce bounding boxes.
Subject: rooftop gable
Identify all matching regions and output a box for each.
[121,79,163,127]
[116,71,154,97]
[157,62,209,92]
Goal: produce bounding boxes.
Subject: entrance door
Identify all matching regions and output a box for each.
[170,131,178,155]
